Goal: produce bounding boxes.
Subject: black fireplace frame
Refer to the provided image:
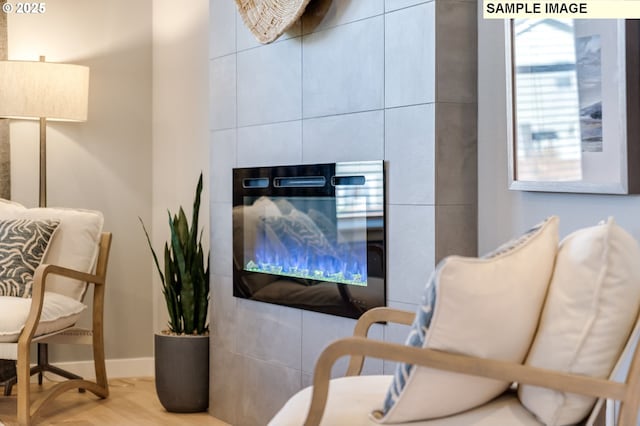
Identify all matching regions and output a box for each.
[232,161,386,319]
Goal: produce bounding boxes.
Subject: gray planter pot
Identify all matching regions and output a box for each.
[155,333,209,413]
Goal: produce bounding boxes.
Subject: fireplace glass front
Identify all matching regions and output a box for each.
[232,161,385,319]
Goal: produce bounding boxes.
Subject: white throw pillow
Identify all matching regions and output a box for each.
[0,199,104,301]
[375,217,559,423]
[519,217,640,426]
[0,291,87,343]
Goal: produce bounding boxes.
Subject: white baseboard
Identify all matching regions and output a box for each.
[46,357,154,380]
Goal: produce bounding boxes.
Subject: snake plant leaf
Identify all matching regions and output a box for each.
[169,211,195,334]
[142,172,209,335]
[190,174,203,254]
[164,242,182,333]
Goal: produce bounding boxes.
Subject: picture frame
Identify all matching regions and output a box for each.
[506,19,640,194]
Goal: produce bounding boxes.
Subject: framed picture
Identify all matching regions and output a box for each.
[506,19,640,194]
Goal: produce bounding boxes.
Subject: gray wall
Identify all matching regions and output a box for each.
[478,14,640,253]
[209,0,476,423]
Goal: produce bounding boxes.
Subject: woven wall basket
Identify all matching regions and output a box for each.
[235,0,312,44]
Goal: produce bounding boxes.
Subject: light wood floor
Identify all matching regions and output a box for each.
[0,377,229,426]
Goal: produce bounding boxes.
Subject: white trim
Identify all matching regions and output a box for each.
[43,357,154,379]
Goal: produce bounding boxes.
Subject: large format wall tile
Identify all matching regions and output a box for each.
[210,347,242,424]
[210,0,236,59]
[237,355,302,426]
[237,39,302,126]
[210,129,235,203]
[435,204,477,261]
[236,298,303,369]
[302,0,384,35]
[385,104,435,205]
[435,102,477,205]
[436,0,477,103]
[385,2,435,107]
[302,110,384,163]
[385,0,432,13]
[387,204,435,304]
[237,120,302,167]
[383,301,418,374]
[301,310,384,377]
[211,274,236,353]
[236,9,302,52]
[210,202,232,277]
[303,17,384,118]
[210,54,236,131]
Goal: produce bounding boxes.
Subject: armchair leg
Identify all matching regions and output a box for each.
[17,343,32,426]
[34,343,85,387]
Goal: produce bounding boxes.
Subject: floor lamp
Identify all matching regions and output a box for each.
[0,56,90,387]
[0,56,89,207]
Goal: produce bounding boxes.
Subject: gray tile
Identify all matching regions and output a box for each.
[385,3,435,108]
[302,0,384,34]
[211,202,232,277]
[302,372,313,389]
[385,104,435,205]
[210,55,236,131]
[436,0,477,103]
[435,204,478,262]
[236,298,302,369]
[210,0,236,58]
[237,120,302,167]
[211,274,236,353]
[303,17,384,118]
[237,355,301,426]
[210,347,241,425]
[385,0,432,12]
[301,310,384,377]
[383,301,417,374]
[237,7,302,52]
[210,129,235,203]
[237,39,302,126]
[434,102,477,205]
[302,110,384,163]
[387,204,435,304]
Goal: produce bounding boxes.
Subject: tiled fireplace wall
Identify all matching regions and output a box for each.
[208,0,477,424]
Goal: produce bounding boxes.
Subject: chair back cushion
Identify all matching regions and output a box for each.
[375,217,559,423]
[0,218,60,297]
[519,218,640,426]
[0,199,104,301]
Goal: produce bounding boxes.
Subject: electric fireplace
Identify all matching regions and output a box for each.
[232,161,385,319]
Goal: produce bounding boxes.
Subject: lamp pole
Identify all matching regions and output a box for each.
[38,56,46,207]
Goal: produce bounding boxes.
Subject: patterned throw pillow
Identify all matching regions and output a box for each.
[374,216,559,423]
[0,219,60,298]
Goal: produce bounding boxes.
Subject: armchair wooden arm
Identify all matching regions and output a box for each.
[305,307,640,426]
[346,307,415,376]
[15,232,112,425]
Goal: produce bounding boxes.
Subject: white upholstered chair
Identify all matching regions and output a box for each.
[270,217,640,426]
[0,199,112,425]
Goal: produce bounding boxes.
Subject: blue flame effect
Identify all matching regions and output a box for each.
[245,241,368,286]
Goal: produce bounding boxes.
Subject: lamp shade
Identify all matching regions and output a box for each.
[0,60,89,122]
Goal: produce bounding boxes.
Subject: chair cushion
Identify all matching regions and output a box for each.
[519,217,640,426]
[0,199,104,301]
[377,217,559,423]
[0,291,87,343]
[0,218,60,297]
[268,375,542,426]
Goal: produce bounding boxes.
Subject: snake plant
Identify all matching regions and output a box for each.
[140,173,210,335]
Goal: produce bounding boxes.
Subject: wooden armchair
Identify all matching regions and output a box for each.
[271,217,640,426]
[0,199,112,425]
[272,307,640,426]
